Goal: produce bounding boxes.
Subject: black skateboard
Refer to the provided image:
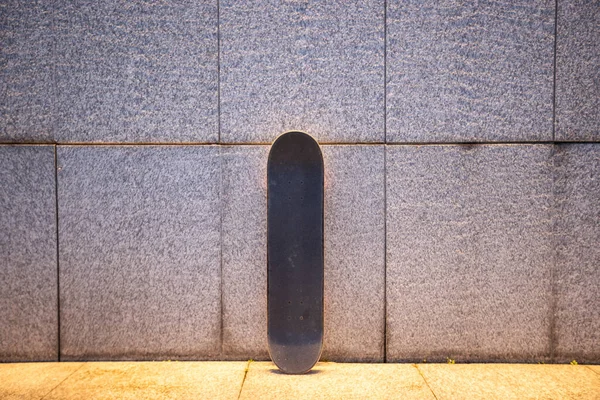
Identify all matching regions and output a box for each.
[267,131,324,374]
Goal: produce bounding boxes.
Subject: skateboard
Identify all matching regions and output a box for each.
[267,131,324,374]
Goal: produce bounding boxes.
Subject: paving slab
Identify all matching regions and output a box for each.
[554,144,600,363]
[44,362,247,400]
[0,146,58,361]
[386,145,554,362]
[53,1,218,143]
[387,0,554,142]
[239,362,435,400]
[0,362,84,400]
[555,0,600,141]
[418,364,600,400]
[57,146,221,360]
[220,1,384,143]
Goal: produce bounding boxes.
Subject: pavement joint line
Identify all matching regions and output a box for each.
[39,362,86,400]
[237,359,252,400]
[584,365,600,377]
[413,364,440,400]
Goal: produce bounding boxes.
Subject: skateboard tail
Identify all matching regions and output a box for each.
[268,340,323,375]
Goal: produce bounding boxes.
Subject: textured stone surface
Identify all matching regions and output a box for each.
[44,362,247,400]
[53,1,218,143]
[417,364,600,400]
[0,146,57,361]
[220,1,384,143]
[0,2,54,142]
[239,362,435,400]
[555,0,600,141]
[386,145,554,362]
[322,146,385,362]
[0,362,84,400]
[58,146,221,360]
[221,145,385,361]
[387,0,554,142]
[4,362,600,399]
[554,144,600,363]
[221,145,270,359]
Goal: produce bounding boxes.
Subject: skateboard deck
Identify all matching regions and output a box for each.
[267,131,324,374]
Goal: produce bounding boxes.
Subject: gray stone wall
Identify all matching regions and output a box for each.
[1,0,598,363]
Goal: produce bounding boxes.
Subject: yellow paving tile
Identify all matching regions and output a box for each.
[0,362,84,400]
[43,361,247,400]
[2,361,599,399]
[239,361,435,400]
[417,364,600,400]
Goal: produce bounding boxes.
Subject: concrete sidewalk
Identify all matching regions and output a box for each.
[1,361,599,399]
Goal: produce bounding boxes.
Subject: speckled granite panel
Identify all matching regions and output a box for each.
[387,0,554,142]
[554,144,600,363]
[53,1,218,143]
[0,2,55,142]
[221,145,269,359]
[322,146,385,362]
[220,1,384,143]
[555,1,600,141]
[0,146,57,361]
[58,146,221,360]
[221,144,385,361]
[386,145,554,362]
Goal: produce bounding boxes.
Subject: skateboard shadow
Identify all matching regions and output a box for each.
[268,368,322,376]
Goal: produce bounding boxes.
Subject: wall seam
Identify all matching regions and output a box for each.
[383,0,388,145]
[217,0,221,143]
[3,141,600,147]
[217,0,224,359]
[52,4,61,359]
[548,0,559,362]
[552,0,558,141]
[383,145,388,363]
[219,147,225,358]
[51,1,58,143]
[383,0,388,364]
[53,145,61,361]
